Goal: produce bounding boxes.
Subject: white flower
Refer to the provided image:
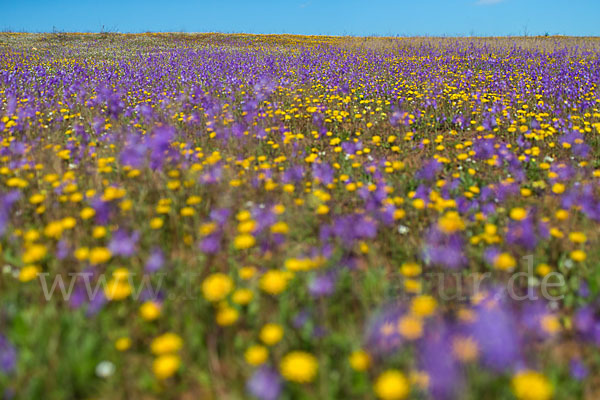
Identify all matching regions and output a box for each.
[528,276,539,287]
[397,225,409,235]
[95,361,115,378]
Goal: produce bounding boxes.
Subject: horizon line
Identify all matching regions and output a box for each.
[2,31,600,39]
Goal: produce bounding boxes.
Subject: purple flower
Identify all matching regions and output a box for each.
[119,134,147,168]
[200,234,222,254]
[578,281,590,298]
[252,206,276,233]
[209,208,231,225]
[422,226,467,269]
[328,213,378,248]
[416,159,442,181]
[308,273,336,298]
[365,306,404,356]
[108,230,139,257]
[0,335,17,374]
[341,140,362,155]
[574,306,595,338]
[469,295,520,371]
[86,290,107,317]
[56,240,70,260]
[293,310,311,329]
[69,284,88,309]
[473,138,495,160]
[282,165,304,183]
[419,325,462,400]
[0,191,21,236]
[312,162,334,184]
[91,197,112,225]
[505,218,538,250]
[247,366,282,400]
[570,359,588,381]
[149,125,176,170]
[145,248,165,273]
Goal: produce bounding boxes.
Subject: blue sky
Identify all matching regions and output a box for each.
[1,0,599,36]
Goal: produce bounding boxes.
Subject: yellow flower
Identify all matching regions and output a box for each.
[437,212,465,233]
[512,370,553,400]
[216,306,239,326]
[239,266,257,280]
[61,217,76,229]
[238,220,257,234]
[44,221,64,239]
[284,258,317,271]
[549,227,563,238]
[409,370,430,390]
[74,247,89,261]
[540,315,561,335]
[89,247,112,265]
[232,288,253,305]
[22,244,47,264]
[236,210,251,221]
[359,241,369,254]
[404,279,422,294]
[412,198,425,210]
[570,250,586,262]
[29,193,45,204]
[260,323,284,346]
[92,226,107,238]
[452,336,479,362]
[115,337,131,351]
[374,370,410,400]
[536,264,552,277]
[23,229,40,242]
[150,217,164,229]
[510,207,528,221]
[270,221,289,234]
[19,265,41,282]
[393,209,406,220]
[259,270,289,295]
[494,253,516,271]
[400,262,421,277]
[279,351,318,383]
[104,273,132,301]
[199,222,217,235]
[166,180,180,190]
[233,234,256,250]
[568,231,587,244]
[186,195,202,205]
[555,209,568,220]
[180,207,195,216]
[410,295,437,318]
[551,183,565,194]
[151,333,183,355]
[153,354,181,380]
[398,315,423,340]
[316,204,329,215]
[80,207,96,220]
[245,345,268,366]
[201,273,233,302]
[140,301,162,321]
[348,350,371,371]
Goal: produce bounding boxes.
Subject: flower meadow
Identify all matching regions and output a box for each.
[1,32,600,399]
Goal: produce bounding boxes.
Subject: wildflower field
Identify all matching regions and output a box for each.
[1,33,600,399]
